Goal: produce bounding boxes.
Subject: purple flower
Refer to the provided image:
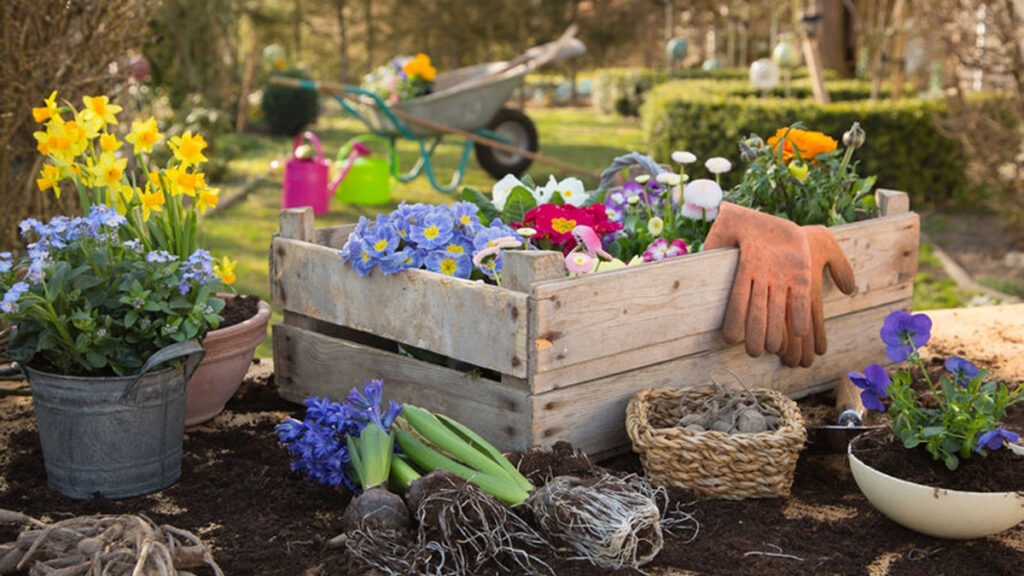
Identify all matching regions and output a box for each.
[976,427,1020,452]
[945,356,980,387]
[848,364,891,412]
[642,238,688,262]
[879,310,932,362]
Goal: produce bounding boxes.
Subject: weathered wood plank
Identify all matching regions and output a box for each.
[529,300,910,456]
[314,224,355,250]
[274,324,533,450]
[528,212,919,392]
[271,237,530,378]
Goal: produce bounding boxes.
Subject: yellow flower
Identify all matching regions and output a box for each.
[787,160,810,182]
[169,131,208,166]
[139,185,165,221]
[31,91,59,124]
[106,183,136,214]
[88,152,127,189]
[36,164,62,195]
[81,95,122,129]
[99,133,123,153]
[125,117,162,155]
[402,53,436,82]
[165,167,205,197]
[213,256,236,285]
[35,117,89,165]
[196,186,220,214]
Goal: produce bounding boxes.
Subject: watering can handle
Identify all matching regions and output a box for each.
[292,131,325,163]
[120,339,206,402]
[329,135,391,194]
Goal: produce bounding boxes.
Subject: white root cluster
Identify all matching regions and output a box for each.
[0,508,222,576]
[345,481,552,576]
[524,473,665,570]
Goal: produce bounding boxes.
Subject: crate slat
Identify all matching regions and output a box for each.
[528,212,919,392]
[274,323,533,450]
[272,237,530,378]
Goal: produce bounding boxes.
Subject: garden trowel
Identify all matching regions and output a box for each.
[807,373,879,452]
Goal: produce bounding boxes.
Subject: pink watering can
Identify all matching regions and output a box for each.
[282,131,331,214]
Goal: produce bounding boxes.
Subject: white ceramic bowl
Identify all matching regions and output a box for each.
[848,447,1024,539]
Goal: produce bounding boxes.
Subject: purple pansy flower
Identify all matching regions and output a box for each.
[848,364,891,412]
[945,356,981,387]
[976,427,1020,452]
[879,310,932,362]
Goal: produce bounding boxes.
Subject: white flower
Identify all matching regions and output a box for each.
[679,202,705,221]
[656,172,682,187]
[683,178,723,209]
[671,151,697,164]
[491,174,526,211]
[647,216,665,236]
[634,174,651,184]
[516,227,537,238]
[538,175,589,207]
[704,157,732,175]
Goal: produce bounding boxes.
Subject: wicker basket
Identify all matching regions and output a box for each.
[625,386,807,499]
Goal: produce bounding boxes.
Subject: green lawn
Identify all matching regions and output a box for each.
[203,106,645,357]
[203,104,970,359]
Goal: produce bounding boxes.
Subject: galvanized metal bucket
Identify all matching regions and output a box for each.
[23,340,205,500]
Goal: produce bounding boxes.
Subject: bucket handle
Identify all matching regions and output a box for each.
[120,339,206,402]
[292,131,325,163]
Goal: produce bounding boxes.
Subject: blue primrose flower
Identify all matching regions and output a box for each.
[976,427,1020,452]
[424,250,472,278]
[450,201,482,231]
[409,208,455,250]
[945,356,981,387]
[848,364,891,412]
[879,310,932,362]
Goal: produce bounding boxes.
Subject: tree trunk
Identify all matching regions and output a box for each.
[335,0,348,83]
[363,0,374,75]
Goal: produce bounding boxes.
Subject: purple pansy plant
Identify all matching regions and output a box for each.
[850,310,1022,470]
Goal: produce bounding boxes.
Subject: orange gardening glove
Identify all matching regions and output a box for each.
[703,202,813,357]
[779,225,857,367]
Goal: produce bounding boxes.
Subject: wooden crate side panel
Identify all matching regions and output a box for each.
[529,300,909,456]
[274,324,534,451]
[529,212,919,392]
[272,237,529,378]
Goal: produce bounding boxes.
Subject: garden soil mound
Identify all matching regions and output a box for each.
[1,305,1023,576]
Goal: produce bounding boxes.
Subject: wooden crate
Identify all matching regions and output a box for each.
[271,190,919,457]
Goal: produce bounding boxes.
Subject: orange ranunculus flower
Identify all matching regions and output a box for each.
[766,127,837,163]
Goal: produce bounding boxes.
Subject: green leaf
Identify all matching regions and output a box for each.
[921,426,946,438]
[460,186,501,224]
[501,187,537,225]
[547,191,565,206]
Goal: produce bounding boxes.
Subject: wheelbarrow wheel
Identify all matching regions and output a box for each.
[475,107,538,178]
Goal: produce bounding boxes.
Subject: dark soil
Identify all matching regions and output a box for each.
[219,293,261,329]
[2,365,1022,576]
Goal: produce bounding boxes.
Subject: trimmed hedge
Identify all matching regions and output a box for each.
[592,67,842,116]
[641,81,970,207]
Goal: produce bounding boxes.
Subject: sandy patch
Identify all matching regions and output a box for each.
[782,498,858,522]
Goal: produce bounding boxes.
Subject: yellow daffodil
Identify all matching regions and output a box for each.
[125,117,162,155]
[74,108,103,140]
[81,95,122,129]
[31,91,59,124]
[139,185,165,221]
[196,187,220,214]
[36,164,62,195]
[214,256,236,285]
[164,167,206,197]
[105,183,136,214]
[88,152,127,189]
[99,133,123,153]
[169,131,208,166]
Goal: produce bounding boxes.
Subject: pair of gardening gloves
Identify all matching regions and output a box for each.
[704,203,857,368]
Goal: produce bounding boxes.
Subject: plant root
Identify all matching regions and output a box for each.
[0,508,223,576]
[345,471,552,576]
[524,472,664,570]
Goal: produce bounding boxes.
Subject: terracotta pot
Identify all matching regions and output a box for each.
[185,299,271,425]
[848,441,1024,539]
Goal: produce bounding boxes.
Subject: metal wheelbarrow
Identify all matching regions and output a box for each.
[271,26,593,193]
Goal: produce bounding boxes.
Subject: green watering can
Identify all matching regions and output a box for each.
[333,134,392,206]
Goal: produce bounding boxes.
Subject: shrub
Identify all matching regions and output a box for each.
[261,68,321,136]
[641,81,972,207]
[592,67,841,117]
